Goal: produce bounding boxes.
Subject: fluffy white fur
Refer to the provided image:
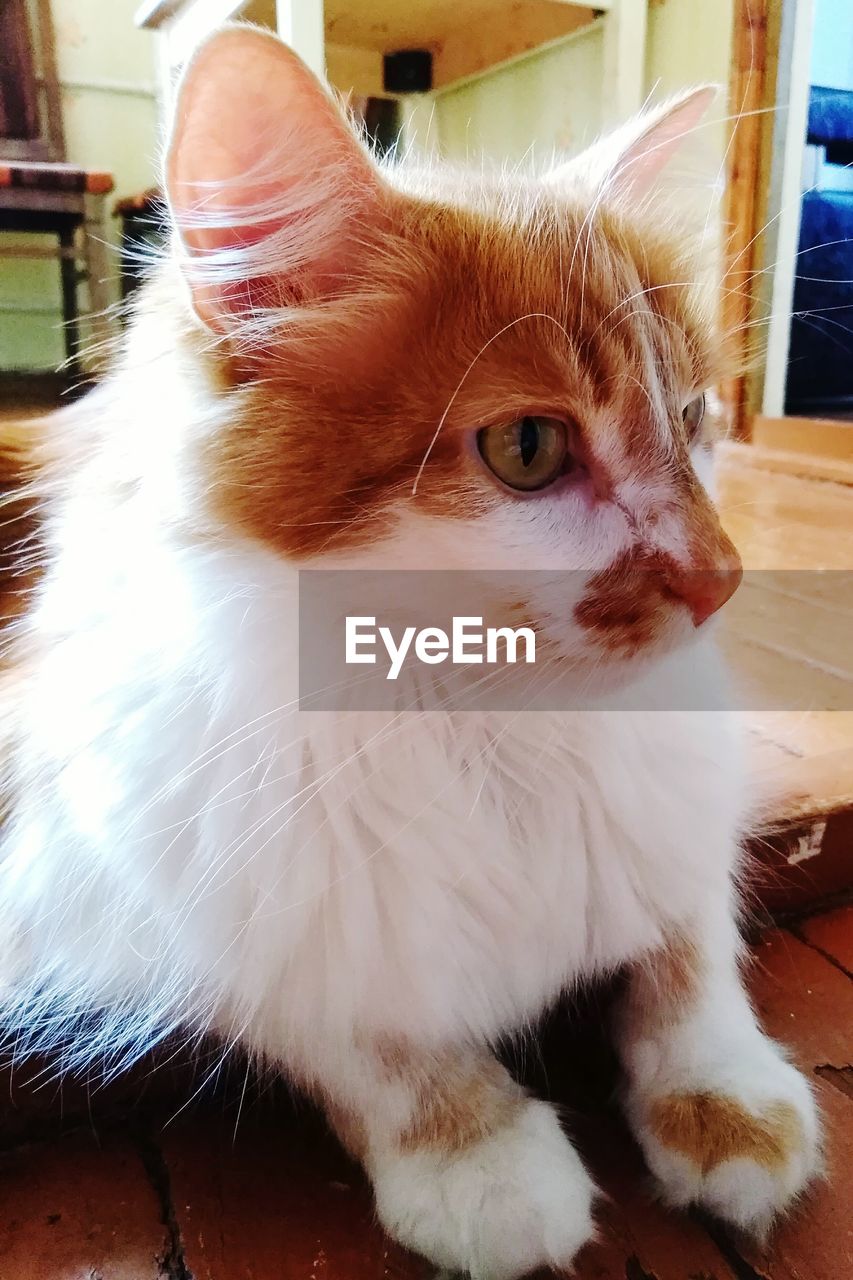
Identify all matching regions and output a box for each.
[2,488,740,1057]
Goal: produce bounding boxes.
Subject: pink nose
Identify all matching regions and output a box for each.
[667,564,743,626]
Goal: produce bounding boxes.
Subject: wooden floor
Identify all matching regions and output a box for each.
[0,415,850,1277]
[717,440,853,800]
[714,442,853,918]
[3,904,852,1279]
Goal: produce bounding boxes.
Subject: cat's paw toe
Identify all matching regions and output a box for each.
[371,1099,597,1280]
[629,1057,820,1232]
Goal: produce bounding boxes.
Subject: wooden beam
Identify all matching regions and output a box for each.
[721,0,774,439]
[601,0,647,124]
[35,0,66,159]
[276,0,324,78]
[325,43,384,98]
[161,0,249,66]
[433,4,596,89]
[134,0,184,29]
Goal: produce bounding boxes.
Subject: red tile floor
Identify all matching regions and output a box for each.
[2,903,851,1280]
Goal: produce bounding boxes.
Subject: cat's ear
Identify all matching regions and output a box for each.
[164,25,383,331]
[546,85,717,201]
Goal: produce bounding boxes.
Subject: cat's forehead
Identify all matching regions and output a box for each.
[375,167,713,408]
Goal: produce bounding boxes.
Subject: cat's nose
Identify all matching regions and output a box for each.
[666,560,743,626]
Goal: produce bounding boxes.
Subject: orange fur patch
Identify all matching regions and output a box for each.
[190,179,730,559]
[371,1038,525,1155]
[399,1055,526,1155]
[319,1043,525,1161]
[648,935,705,1011]
[575,548,674,656]
[650,1092,804,1173]
[576,478,740,652]
[624,934,706,1038]
[0,420,44,632]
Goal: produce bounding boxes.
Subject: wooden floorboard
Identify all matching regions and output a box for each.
[797,904,853,977]
[736,1080,853,1280]
[731,918,853,1280]
[152,919,853,1280]
[3,918,849,1279]
[163,1114,429,1280]
[570,1116,741,1279]
[0,1131,169,1279]
[713,444,853,909]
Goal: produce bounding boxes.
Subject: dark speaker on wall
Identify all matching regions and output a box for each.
[383,50,433,94]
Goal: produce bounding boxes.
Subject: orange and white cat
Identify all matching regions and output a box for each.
[0,27,819,1279]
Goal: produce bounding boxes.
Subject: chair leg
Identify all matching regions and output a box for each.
[82,195,117,370]
[58,225,83,381]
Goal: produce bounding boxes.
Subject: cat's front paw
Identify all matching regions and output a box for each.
[626,1047,820,1233]
[370,1099,596,1280]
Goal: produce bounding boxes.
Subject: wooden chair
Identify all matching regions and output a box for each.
[0,0,115,379]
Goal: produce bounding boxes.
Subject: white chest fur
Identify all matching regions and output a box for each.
[2,525,745,1067]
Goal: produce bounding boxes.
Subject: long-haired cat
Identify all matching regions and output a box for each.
[0,26,819,1279]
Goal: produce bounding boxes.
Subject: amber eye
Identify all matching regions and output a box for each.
[477,415,570,492]
[683,393,706,440]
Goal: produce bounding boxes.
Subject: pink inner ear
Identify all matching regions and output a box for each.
[611,86,717,198]
[165,27,381,328]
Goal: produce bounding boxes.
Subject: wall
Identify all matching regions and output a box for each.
[425,0,734,177]
[645,0,734,169]
[1,0,159,370]
[432,23,604,166]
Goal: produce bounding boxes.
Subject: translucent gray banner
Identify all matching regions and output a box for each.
[297,570,853,712]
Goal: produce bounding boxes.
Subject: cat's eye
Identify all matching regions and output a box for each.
[682,393,706,440]
[477,415,570,492]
